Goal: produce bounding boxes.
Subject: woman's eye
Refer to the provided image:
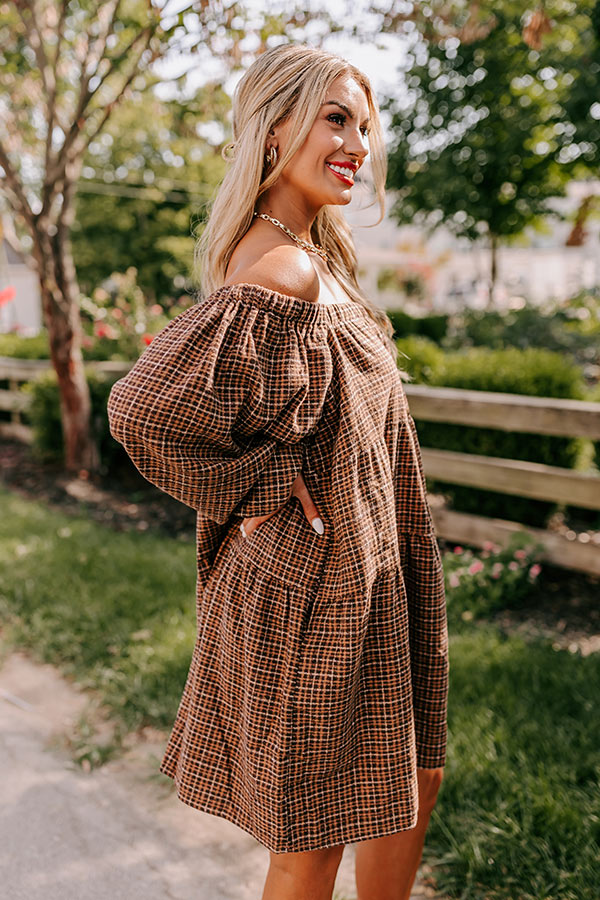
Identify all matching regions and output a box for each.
[327,112,370,137]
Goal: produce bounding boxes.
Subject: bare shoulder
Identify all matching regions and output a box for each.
[223,229,320,304]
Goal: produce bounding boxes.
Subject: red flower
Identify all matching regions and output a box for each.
[94,322,118,339]
[0,286,16,307]
[142,333,154,345]
[94,322,109,338]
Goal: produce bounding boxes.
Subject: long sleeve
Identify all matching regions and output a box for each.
[399,417,449,769]
[107,289,333,524]
[403,533,449,768]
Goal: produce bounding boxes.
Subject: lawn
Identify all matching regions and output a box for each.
[1,485,598,900]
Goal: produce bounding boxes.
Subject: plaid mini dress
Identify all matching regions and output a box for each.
[107,282,449,853]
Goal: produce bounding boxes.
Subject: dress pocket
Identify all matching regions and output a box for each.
[236,497,330,591]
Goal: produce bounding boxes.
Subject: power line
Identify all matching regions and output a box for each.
[75,180,210,203]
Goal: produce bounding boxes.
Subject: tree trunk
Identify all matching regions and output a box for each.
[566,196,593,247]
[32,220,99,475]
[489,232,498,307]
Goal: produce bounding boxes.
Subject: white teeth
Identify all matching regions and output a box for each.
[326,163,353,179]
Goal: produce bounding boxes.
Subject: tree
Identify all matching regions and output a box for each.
[380,1,600,298]
[72,84,231,301]
[0,0,328,474]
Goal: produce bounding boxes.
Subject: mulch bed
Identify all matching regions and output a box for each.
[0,438,196,538]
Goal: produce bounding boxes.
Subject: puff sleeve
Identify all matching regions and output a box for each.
[106,290,332,524]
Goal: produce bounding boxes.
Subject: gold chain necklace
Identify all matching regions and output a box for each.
[253,212,330,262]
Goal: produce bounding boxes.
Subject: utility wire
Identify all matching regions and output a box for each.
[75,180,211,203]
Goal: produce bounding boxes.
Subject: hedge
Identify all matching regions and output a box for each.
[398,337,591,528]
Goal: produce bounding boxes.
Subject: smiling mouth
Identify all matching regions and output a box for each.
[325,163,354,186]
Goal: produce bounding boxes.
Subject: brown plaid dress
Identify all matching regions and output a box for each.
[107,282,449,853]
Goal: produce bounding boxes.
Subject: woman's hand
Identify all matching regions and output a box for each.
[240,472,324,538]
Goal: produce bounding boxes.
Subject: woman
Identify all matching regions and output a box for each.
[107,43,449,900]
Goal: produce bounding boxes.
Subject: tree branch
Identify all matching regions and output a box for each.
[14,1,53,102]
[45,21,156,194]
[77,31,156,157]
[0,140,35,228]
[45,0,69,172]
[86,0,123,77]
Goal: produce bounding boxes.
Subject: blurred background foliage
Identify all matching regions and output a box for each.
[383,0,600,286]
[72,84,231,302]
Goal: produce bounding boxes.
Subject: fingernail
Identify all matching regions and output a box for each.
[240,522,247,538]
[311,517,324,535]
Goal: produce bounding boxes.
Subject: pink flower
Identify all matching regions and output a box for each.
[508,561,519,571]
[449,573,461,588]
[491,571,501,579]
[94,322,119,339]
[150,304,163,316]
[514,549,527,560]
[468,560,484,575]
[529,563,542,578]
[453,545,463,554]
[483,540,495,552]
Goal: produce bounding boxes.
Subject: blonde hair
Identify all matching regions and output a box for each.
[195,43,404,367]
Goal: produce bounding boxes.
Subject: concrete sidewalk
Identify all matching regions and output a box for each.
[0,649,440,900]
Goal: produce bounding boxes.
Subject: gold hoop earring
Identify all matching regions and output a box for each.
[265,146,277,167]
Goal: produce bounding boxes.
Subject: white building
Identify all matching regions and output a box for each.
[0,215,42,335]
[347,180,600,314]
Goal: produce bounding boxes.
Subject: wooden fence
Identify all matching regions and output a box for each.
[404,384,600,575]
[1,356,599,575]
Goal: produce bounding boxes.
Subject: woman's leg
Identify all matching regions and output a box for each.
[354,767,444,900]
[260,843,345,900]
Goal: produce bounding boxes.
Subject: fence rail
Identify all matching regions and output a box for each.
[404,383,600,439]
[1,357,599,574]
[403,383,600,575]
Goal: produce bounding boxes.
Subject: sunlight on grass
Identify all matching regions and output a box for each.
[429,628,600,900]
[0,486,197,729]
[1,484,599,899]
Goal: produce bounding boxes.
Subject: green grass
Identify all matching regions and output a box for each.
[1,484,599,899]
[0,486,197,730]
[428,627,600,899]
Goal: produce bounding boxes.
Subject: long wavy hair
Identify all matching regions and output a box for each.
[195,43,406,369]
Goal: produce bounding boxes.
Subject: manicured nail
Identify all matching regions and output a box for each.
[240,522,247,538]
[311,517,324,535]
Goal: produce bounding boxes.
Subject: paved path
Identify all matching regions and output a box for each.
[0,649,440,900]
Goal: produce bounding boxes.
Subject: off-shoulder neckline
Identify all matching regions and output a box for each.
[206,281,367,326]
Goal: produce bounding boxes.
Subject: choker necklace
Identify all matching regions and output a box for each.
[253,212,330,262]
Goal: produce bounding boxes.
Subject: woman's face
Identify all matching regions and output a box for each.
[269,73,371,211]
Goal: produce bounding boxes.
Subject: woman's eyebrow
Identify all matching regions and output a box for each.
[321,100,371,127]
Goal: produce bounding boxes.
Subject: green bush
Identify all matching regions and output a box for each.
[22,368,126,475]
[397,338,589,527]
[386,308,449,343]
[444,289,600,369]
[591,381,600,471]
[443,533,544,628]
[395,334,446,384]
[0,268,193,364]
[0,332,50,359]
